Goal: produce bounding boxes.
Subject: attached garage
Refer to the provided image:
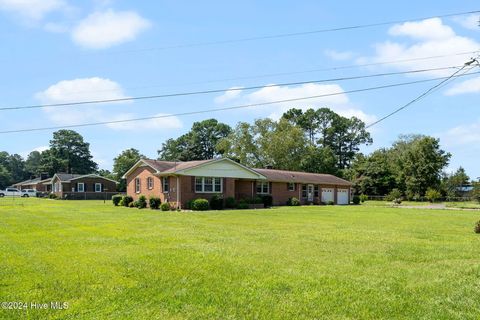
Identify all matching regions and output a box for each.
[337,189,349,205]
[321,188,334,203]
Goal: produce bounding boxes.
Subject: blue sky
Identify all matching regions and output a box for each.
[0,1,479,178]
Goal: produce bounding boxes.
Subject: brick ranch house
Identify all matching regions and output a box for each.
[123,158,352,208]
[13,176,51,192]
[49,173,118,200]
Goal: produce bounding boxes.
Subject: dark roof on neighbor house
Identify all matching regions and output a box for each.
[52,173,118,183]
[135,158,352,186]
[253,168,353,186]
[13,177,52,186]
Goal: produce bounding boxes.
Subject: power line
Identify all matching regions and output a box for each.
[1,70,479,134]
[0,65,465,112]
[106,10,480,53]
[365,57,480,128]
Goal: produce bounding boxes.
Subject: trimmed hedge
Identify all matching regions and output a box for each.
[261,195,273,207]
[236,199,249,209]
[287,197,300,206]
[225,197,236,209]
[149,197,161,209]
[112,194,123,206]
[209,194,224,210]
[160,202,170,211]
[352,195,361,205]
[192,198,209,211]
[122,195,133,207]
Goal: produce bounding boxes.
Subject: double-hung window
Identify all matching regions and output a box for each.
[95,183,102,192]
[256,181,270,194]
[195,177,222,193]
[78,183,85,192]
[162,177,169,193]
[147,177,154,190]
[314,185,319,197]
[135,178,140,193]
[301,185,307,198]
[288,182,295,191]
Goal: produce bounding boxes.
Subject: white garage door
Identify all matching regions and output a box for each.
[337,189,349,205]
[321,188,334,203]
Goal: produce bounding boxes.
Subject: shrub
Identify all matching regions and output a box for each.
[359,194,368,203]
[128,201,135,208]
[169,202,178,211]
[385,189,402,202]
[119,199,124,206]
[209,194,224,210]
[122,195,133,207]
[160,202,170,211]
[135,195,147,209]
[261,194,273,207]
[327,200,335,205]
[185,199,195,210]
[425,188,442,203]
[287,197,300,206]
[250,196,263,204]
[352,195,361,205]
[237,199,249,209]
[192,198,209,211]
[112,194,123,206]
[392,198,402,205]
[149,197,161,209]
[475,221,480,234]
[48,193,58,199]
[225,196,236,209]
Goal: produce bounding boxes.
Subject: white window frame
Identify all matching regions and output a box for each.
[147,177,154,190]
[256,181,270,194]
[314,185,319,197]
[288,182,295,191]
[162,177,169,193]
[135,178,140,193]
[95,183,102,193]
[78,183,85,192]
[195,177,222,193]
[301,184,307,198]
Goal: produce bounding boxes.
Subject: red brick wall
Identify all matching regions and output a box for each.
[126,166,167,202]
[270,182,299,205]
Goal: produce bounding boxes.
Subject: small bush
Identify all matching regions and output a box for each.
[320,201,326,205]
[119,199,124,206]
[128,201,135,208]
[327,200,335,205]
[359,194,368,203]
[185,199,195,210]
[261,194,273,207]
[425,188,442,203]
[122,195,133,207]
[392,198,402,205]
[225,196,236,209]
[352,195,361,205]
[385,189,402,202]
[474,221,480,234]
[209,194,224,210]
[149,197,161,209]
[192,198,209,211]
[237,199,249,209]
[48,193,58,199]
[287,197,300,206]
[135,195,147,209]
[160,202,170,211]
[112,194,123,206]
[169,202,178,211]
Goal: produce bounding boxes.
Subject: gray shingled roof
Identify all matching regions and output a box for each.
[55,173,84,182]
[252,168,352,186]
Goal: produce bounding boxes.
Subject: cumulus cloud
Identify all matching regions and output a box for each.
[453,14,480,31]
[72,9,151,49]
[441,119,480,146]
[324,49,355,61]
[0,0,66,21]
[213,83,377,124]
[214,87,243,104]
[445,77,480,96]
[357,18,480,77]
[35,77,182,131]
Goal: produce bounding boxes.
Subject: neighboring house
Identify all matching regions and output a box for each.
[123,158,352,208]
[49,173,118,200]
[13,176,51,192]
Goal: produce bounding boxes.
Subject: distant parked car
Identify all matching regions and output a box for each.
[0,187,22,197]
[21,189,37,197]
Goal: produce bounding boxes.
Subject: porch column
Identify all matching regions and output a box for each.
[176,176,181,209]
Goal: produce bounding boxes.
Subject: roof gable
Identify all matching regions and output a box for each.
[174,158,266,179]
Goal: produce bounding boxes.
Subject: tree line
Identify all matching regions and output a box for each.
[0,107,475,198]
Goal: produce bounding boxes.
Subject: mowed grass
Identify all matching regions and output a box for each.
[1,199,480,319]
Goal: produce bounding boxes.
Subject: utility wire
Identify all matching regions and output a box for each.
[0,65,465,112]
[108,10,480,53]
[1,71,479,134]
[365,57,480,128]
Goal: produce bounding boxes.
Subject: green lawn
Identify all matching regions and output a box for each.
[1,199,480,319]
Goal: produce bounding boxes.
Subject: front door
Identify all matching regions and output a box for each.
[307,184,314,202]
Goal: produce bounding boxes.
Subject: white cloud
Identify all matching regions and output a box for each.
[324,49,354,61]
[445,77,480,96]
[35,77,182,131]
[441,119,480,146]
[453,14,479,31]
[214,87,243,104]
[20,145,49,158]
[0,0,66,21]
[72,9,151,49]
[358,18,480,77]
[213,83,377,124]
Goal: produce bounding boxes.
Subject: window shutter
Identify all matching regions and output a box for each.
[223,178,227,193]
[269,182,272,194]
[286,183,289,191]
[191,176,195,192]
[84,183,87,192]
